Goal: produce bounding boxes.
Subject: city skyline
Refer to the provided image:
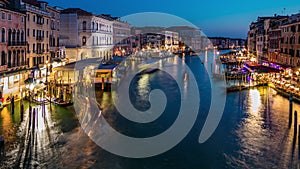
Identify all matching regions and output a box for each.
[47,0,300,39]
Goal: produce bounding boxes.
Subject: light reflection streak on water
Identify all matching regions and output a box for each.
[227,87,300,168]
[68,53,300,168]
[0,104,23,168]
[30,52,300,168]
[0,102,69,168]
[4,51,300,168]
[0,107,16,144]
[31,53,300,168]
[137,74,150,101]
[248,89,261,115]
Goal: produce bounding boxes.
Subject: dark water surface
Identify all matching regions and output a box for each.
[1,53,300,168]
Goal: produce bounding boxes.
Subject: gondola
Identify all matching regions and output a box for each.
[49,98,73,107]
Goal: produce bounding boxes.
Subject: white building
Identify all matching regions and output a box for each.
[59,8,113,63]
[161,30,179,52]
[167,26,202,51]
[111,17,131,56]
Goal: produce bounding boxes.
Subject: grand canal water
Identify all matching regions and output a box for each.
[0,101,78,168]
[1,52,300,168]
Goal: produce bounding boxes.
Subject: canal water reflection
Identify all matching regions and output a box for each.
[65,54,300,168]
[62,83,300,168]
[226,87,300,169]
[2,53,300,168]
[0,101,78,168]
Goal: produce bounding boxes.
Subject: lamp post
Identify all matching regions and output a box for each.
[290,69,293,93]
[29,83,34,106]
[296,71,299,92]
[45,61,51,100]
[46,61,49,83]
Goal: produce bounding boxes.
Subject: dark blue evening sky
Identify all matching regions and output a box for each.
[47,0,300,39]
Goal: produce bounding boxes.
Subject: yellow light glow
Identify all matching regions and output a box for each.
[248,89,261,115]
[136,74,151,102]
[36,107,46,132]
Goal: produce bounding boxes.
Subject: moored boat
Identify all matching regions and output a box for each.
[48,98,73,107]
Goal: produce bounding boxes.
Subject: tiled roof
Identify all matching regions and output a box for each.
[60,8,93,16]
[22,0,40,6]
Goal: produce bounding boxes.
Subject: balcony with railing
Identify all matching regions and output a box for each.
[36,49,45,54]
[7,62,28,70]
[49,46,57,51]
[36,22,44,26]
[36,36,44,41]
[36,17,44,26]
[269,35,280,40]
[0,65,7,72]
[8,41,27,46]
[21,4,50,16]
[38,63,44,68]
[79,29,113,34]
[7,62,24,69]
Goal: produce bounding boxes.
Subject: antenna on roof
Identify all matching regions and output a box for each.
[281,8,286,15]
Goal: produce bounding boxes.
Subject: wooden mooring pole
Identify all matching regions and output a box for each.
[289,93,293,128]
[294,111,298,136]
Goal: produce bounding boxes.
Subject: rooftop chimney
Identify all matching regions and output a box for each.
[10,0,21,9]
[38,1,47,10]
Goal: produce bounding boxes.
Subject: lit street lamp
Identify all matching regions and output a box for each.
[29,83,34,105]
[45,61,52,99]
[46,61,49,83]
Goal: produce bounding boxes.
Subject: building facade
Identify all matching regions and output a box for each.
[59,8,113,63]
[0,0,27,102]
[131,26,164,50]
[167,26,202,52]
[268,28,281,63]
[47,6,60,60]
[247,22,259,57]
[130,27,141,53]
[209,37,245,49]
[111,17,131,56]
[267,17,288,64]
[161,30,179,52]
[131,27,180,52]
[20,0,60,80]
[280,14,300,67]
